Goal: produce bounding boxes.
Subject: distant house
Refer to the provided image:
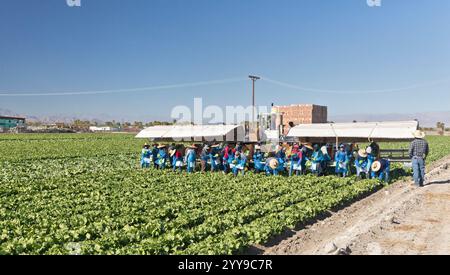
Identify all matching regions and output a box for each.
[89,126,118,132]
[0,116,26,132]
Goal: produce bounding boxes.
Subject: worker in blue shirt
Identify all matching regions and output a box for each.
[156,145,168,169]
[335,144,349,177]
[210,144,222,172]
[371,159,391,183]
[310,144,324,176]
[275,145,287,174]
[265,158,280,176]
[232,151,247,176]
[253,145,265,173]
[140,143,152,168]
[355,147,374,179]
[289,144,302,177]
[185,145,197,173]
[320,146,331,175]
[151,144,159,169]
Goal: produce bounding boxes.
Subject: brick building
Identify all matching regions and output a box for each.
[272,104,328,135]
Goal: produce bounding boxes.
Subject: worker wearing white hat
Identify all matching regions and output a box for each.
[409,130,429,187]
[264,157,280,176]
[354,146,374,179]
[275,145,287,173]
[371,159,391,183]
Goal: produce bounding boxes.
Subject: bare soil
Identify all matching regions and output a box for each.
[253,156,450,255]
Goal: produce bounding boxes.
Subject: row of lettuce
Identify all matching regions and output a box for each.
[1,134,450,254]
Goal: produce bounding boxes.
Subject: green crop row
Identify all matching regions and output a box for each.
[1,134,449,255]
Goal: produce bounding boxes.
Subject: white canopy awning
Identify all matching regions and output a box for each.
[287,121,419,141]
[135,124,244,140]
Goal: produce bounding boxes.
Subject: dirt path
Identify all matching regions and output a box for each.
[258,156,450,255]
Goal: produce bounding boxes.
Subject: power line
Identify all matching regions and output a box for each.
[261,76,450,95]
[0,78,246,97]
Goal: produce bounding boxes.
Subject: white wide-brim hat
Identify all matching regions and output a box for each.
[371,161,382,172]
[269,158,279,170]
[358,149,368,158]
[413,130,426,139]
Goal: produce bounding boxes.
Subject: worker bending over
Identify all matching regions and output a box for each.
[371,159,391,183]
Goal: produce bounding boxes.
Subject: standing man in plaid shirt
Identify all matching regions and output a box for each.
[409,130,429,187]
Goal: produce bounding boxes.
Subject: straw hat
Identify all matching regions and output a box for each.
[255,145,261,150]
[321,146,328,155]
[157,144,166,149]
[413,130,426,139]
[269,158,279,170]
[358,149,368,158]
[188,144,197,149]
[371,161,382,172]
[303,143,314,150]
[211,144,220,148]
[169,149,176,157]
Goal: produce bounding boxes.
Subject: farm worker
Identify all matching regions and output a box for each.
[275,145,287,173]
[335,144,349,177]
[300,143,313,175]
[289,144,302,177]
[232,151,247,176]
[156,145,168,169]
[371,159,391,183]
[140,143,152,168]
[253,145,265,173]
[355,148,373,179]
[200,145,210,173]
[227,150,237,174]
[185,145,197,173]
[210,144,222,172]
[235,143,243,153]
[168,144,176,168]
[369,141,381,159]
[310,144,324,176]
[172,147,184,173]
[222,144,233,174]
[366,146,376,176]
[151,144,159,169]
[409,130,429,187]
[264,158,280,176]
[320,146,331,175]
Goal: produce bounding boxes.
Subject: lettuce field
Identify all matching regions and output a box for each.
[1,134,450,255]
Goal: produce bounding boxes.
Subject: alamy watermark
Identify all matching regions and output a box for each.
[367,0,382,7]
[170,98,271,142]
[66,0,81,7]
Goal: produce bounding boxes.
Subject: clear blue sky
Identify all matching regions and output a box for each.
[1,0,449,122]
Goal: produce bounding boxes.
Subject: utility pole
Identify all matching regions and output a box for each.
[249,75,260,123]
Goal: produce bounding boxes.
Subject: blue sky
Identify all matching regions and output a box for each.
[1,0,449,122]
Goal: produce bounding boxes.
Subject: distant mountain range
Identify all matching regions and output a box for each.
[1,108,449,127]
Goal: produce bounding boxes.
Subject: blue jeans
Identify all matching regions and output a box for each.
[412,157,426,186]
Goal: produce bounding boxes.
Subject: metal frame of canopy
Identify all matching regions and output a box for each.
[135,125,246,143]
